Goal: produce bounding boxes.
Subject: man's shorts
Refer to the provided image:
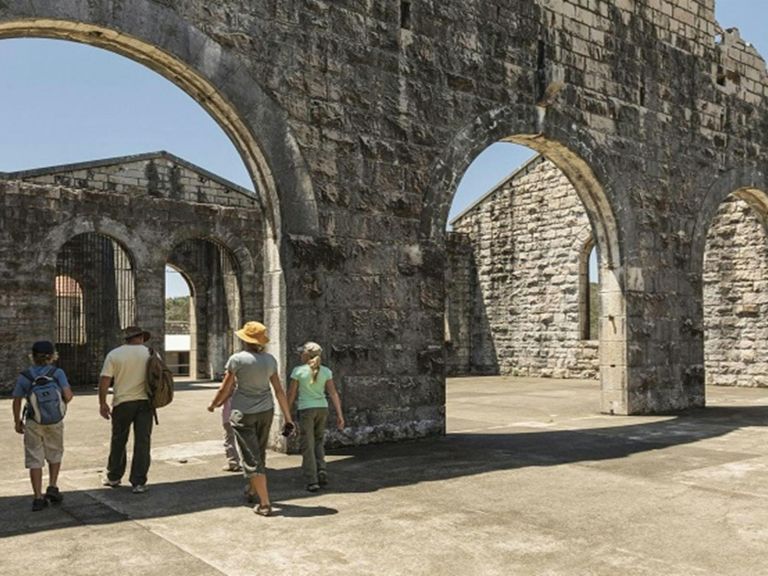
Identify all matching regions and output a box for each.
[24,419,64,469]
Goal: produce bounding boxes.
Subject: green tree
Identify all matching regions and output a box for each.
[165,296,190,333]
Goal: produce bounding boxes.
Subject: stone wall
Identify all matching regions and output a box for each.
[449,156,599,379]
[704,195,768,387]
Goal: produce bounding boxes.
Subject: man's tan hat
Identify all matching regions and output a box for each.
[123,325,151,342]
[235,321,270,345]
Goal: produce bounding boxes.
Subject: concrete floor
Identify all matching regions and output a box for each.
[2,376,768,575]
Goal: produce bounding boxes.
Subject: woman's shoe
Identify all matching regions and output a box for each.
[254,504,272,517]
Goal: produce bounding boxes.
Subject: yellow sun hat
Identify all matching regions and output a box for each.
[235,321,270,345]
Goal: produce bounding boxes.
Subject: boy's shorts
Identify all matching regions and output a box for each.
[24,419,64,469]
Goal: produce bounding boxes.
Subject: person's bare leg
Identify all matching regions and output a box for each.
[48,462,61,487]
[249,474,269,506]
[29,468,43,498]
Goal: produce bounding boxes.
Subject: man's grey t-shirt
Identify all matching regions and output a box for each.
[225,351,277,414]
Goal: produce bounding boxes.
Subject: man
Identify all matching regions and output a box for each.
[99,326,152,494]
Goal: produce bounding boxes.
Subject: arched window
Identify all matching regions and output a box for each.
[580,240,600,341]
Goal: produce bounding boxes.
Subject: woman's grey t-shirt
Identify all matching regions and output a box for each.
[225,351,277,414]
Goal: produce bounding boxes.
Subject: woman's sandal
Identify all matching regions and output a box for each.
[254,504,272,517]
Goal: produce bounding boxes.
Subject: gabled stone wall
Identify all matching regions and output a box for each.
[6,153,258,209]
[449,157,598,379]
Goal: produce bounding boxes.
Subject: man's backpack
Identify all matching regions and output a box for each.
[146,348,174,412]
[22,366,66,425]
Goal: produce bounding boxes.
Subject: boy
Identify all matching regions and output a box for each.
[12,340,73,511]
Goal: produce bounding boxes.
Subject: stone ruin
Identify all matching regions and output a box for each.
[0,1,766,446]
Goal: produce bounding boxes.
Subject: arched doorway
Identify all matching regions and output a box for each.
[167,238,243,380]
[164,265,195,378]
[446,147,604,378]
[424,107,626,414]
[55,232,136,385]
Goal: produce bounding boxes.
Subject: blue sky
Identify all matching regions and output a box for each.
[0,2,764,295]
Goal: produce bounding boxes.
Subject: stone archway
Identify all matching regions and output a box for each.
[691,167,768,394]
[55,231,137,385]
[423,104,629,414]
[166,238,244,380]
[0,0,320,370]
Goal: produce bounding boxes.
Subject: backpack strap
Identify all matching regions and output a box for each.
[146,347,159,426]
[21,366,58,384]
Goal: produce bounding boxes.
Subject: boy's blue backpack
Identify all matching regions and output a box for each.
[22,366,66,425]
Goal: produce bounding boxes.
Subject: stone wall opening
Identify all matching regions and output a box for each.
[580,241,600,342]
[703,189,768,388]
[433,127,626,414]
[55,232,136,385]
[164,265,195,378]
[447,147,602,381]
[0,37,268,394]
[167,238,243,381]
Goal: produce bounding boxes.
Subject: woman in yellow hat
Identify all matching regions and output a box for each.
[207,321,294,516]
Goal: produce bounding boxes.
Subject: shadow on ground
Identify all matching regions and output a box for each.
[2,405,767,538]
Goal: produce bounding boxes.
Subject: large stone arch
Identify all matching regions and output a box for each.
[423,104,630,414]
[421,105,623,272]
[38,215,148,270]
[689,167,768,392]
[690,167,768,269]
[0,0,321,369]
[162,227,259,284]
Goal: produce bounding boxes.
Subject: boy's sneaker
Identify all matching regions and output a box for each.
[32,497,48,512]
[102,477,121,488]
[318,471,328,486]
[306,483,320,493]
[45,486,63,504]
[131,484,147,494]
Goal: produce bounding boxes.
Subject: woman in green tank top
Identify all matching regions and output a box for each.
[287,342,345,492]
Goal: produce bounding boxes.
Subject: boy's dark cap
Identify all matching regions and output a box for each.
[32,340,55,354]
